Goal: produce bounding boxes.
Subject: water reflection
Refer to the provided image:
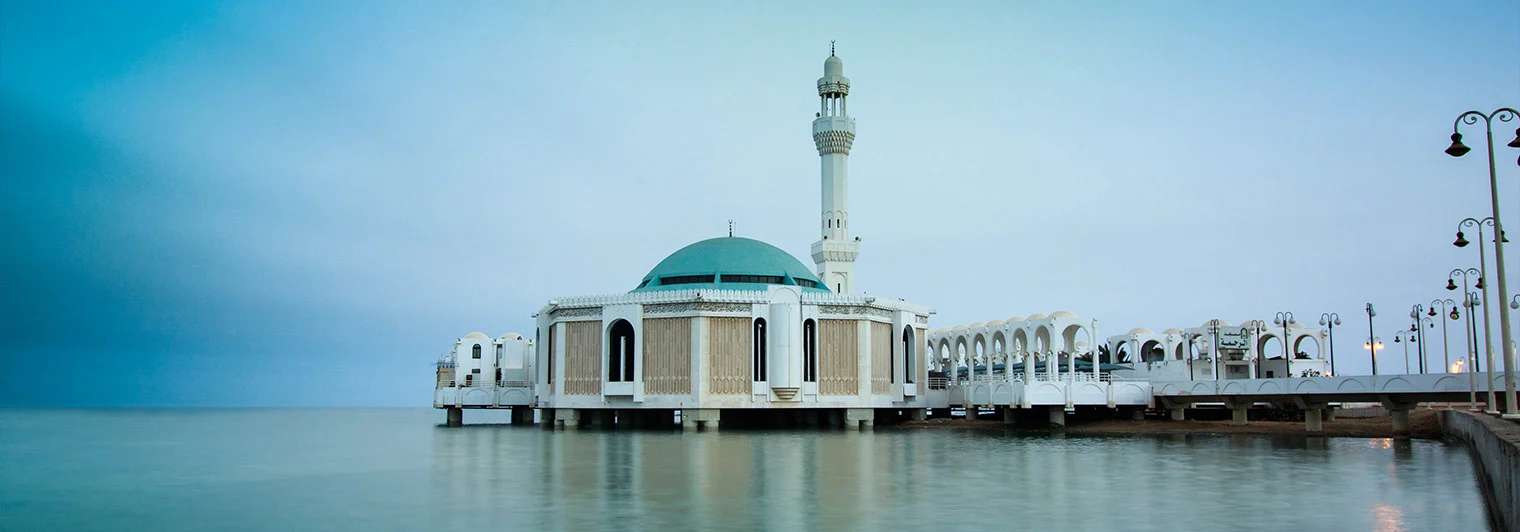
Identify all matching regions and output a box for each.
[20,410,1473,532]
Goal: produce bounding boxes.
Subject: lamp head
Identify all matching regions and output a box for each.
[1451,308,1460,320]
[1446,132,1471,157]
[1447,278,1459,291]
[1477,277,1486,290]
[1427,307,1437,317]
[1455,231,1470,248]
[1508,127,1520,149]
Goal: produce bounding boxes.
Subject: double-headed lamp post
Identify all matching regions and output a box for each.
[1319,313,1341,376]
[1446,108,1520,418]
[1430,299,1456,373]
[1393,329,1417,374]
[1450,265,1496,410]
[1274,312,1296,378]
[1363,336,1385,375]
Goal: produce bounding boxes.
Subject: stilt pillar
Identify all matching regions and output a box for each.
[510,406,532,425]
[559,409,582,430]
[684,409,721,431]
[845,408,874,430]
[1003,407,1016,425]
[446,407,462,427]
[1131,408,1146,421]
[1227,400,1249,426]
[1048,406,1066,427]
[1390,408,1410,434]
[1170,407,1186,421]
[1305,407,1324,433]
[1381,398,1413,437]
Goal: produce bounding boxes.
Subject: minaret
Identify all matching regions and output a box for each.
[810,44,859,293]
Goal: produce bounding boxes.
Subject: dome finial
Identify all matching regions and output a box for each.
[728,219,734,237]
[830,40,835,56]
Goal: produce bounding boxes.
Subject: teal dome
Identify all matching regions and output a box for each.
[633,237,829,293]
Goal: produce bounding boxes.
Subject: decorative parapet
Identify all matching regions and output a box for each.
[534,288,930,320]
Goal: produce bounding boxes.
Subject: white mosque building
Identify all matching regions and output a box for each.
[434,49,933,429]
[432,48,1347,429]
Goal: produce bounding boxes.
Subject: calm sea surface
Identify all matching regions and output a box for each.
[0,408,1491,531]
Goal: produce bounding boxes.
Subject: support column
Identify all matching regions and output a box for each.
[844,408,874,430]
[1390,408,1410,434]
[910,408,928,421]
[1324,406,1336,422]
[1381,398,1413,436]
[446,407,462,427]
[1305,407,1324,433]
[540,408,556,430]
[1130,408,1146,421]
[1170,407,1186,421]
[510,406,533,425]
[1048,406,1066,427]
[1003,407,1016,425]
[559,409,582,430]
[1227,400,1249,426]
[965,403,978,421]
[685,409,721,431]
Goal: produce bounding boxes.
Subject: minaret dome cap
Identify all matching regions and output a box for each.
[824,54,843,77]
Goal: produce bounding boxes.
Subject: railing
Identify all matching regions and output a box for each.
[927,377,949,390]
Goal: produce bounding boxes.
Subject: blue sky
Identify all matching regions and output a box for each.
[3,1,1518,406]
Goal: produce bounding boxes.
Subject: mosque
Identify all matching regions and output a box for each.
[432,49,1340,429]
[434,49,933,429]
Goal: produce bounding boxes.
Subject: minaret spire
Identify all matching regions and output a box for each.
[810,47,859,293]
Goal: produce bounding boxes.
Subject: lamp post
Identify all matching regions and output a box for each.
[1446,108,1520,418]
[1365,303,1378,376]
[1467,291,1483,410]
[1451,265,1496,411]
[1249,319,1266,378]
[1410,305,1429,373]
[1274,312,1296,378]
[1319,313,1341,376]
[1207,319,1223,381]
[1431,299,1456,374]
[1393,329,1415,374]
[1363,336,1384,375]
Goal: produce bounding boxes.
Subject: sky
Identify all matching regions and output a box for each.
[2,1,1518,407]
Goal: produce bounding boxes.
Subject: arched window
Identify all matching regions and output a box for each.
[608,320,635,382]
[804,319,817,382]
[902,326,915,384]
[753,318,768,382]
[472,344,482,359]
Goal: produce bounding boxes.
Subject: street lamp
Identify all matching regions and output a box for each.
[1447,107,1520,419]
[1319,313,1341,376]
[1365,303,1378,376]
[1274,312,1296,378]
[1206,319,1223,381]
[1410,305,1430,373]
[1451,265,1497,411]
[1463,291,1483,410]
[1393,329,1416,374]
[1431,299,1456,374]
[1363,336,1384,375]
